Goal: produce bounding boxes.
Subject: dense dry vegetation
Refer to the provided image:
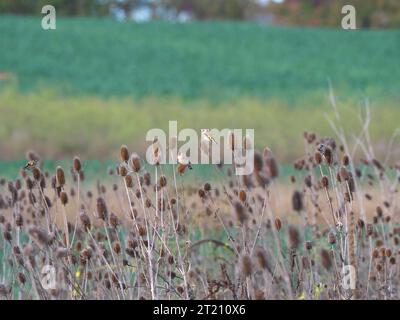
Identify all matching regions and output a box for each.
[0,103,399,300]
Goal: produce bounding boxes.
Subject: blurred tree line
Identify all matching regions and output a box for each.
[1,0,400,28]
[0,0,253,17]
[269,0,400,28]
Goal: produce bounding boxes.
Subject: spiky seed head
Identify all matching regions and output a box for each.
[314,152,322,165]
[321,175,329,188]
[288,225,301,249]
[56,166,65,187]
[253,151,263,172]
[264,148,279,179]
[124,175,133,188]
[328,232,336,245]
[255,247,269,271]
[73,156,82,172]
[96,197,108,221]
[159,175,167,188]
[15,214,23,227]
[274,218,282,231]
[60,191,68,205]
[109,212,119,229]
[292,190,304,212]
[120,145,129,162]
[233,201,248,225]
[320,249,332,270]
[342,155,350,166]
[32,167,41,181]
[119,164,128,177]
[241,255,253,277]
[130,153,141,172]
[239,189,247,202]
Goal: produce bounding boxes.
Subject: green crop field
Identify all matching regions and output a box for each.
[1,15,399,100]
[0,15,399,164]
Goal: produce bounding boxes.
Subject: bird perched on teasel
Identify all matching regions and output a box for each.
[178,152,192,169]
[201,129,218,144]
[177,152,193,175]
[23,159,38,170]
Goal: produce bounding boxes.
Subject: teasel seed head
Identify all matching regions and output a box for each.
[145,198,152,208]
[113,242,121,255]
[119,164,128,177]
[17,272,26,285]
[198,189,206,199]
[320,249,332,270]
[143,171,151,186]
[124,175,133,188]
[339,167,349,181]
[233,201,248,225]
[159,175,167,188]
[32,167,41,181]
[241,254,253,277]
[204,182,211,192]
[367,224,373,236]
[342,155,350,166]
[25,177,34,190]
[56,166,65,187]
[376,206,383,218]
[96,197,108,221]
[274,218,282,231]
[130,153,141,172]
[15,214,23,227]
[40,175,46,189]
[60,191,68,205]
[344,192,352,203]
[321,175,329,188]
[73,156,82,172]
[288,225,301,249]
[264,148,279,179]
[239,189,247,202]
[4,230,12,242]
[253,151,263,173]
[120,145,129,162]
[323,147,333,166]
[302,256,311,270]
[292,190,304,212]
[314,152,322,165]
[109,212,119,229]
[255,247,270,271]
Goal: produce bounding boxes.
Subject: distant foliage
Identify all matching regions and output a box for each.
[269,0,400,29]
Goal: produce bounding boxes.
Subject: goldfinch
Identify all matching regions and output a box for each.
[201,129,218,144]
[23,159,38,170]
